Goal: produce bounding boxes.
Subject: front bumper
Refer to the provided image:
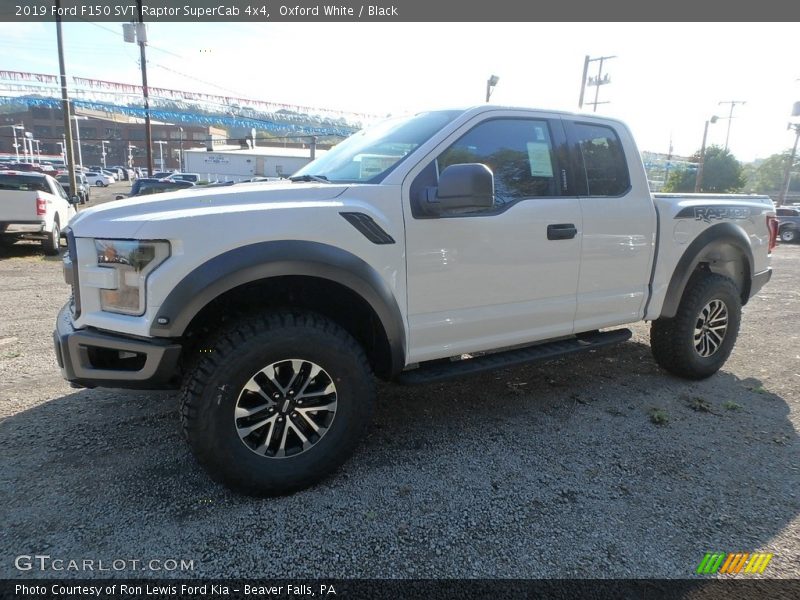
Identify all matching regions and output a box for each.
[53,302,182,389]
[749,268,772,299]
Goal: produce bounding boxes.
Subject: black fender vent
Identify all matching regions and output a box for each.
[340,212,395,244]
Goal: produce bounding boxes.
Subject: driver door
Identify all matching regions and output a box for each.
[402,113,583,363]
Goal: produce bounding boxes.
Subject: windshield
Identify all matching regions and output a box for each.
[293,110,462,183]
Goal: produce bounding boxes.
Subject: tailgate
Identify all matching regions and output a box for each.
[0,190,39,222]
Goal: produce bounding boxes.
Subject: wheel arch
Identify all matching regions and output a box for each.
[151,241,406,379]
[660,222,753,319]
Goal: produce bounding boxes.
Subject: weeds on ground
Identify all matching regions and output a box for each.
[723,401,742,411]
[684,395,713,413]
[649,408,669,425]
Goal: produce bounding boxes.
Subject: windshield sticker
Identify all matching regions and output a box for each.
[527,142,554,178]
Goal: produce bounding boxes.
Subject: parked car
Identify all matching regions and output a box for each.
[83,171,115,187]
[776,206,800,243]
[56,173,90,204]
[164,172,201,183]
[151,171,175,180]
[54,106,777,495]
[111,166,133,181]
[0,171,78,254]
[115,178,195,199]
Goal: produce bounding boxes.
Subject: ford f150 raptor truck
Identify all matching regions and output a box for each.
[53,106,778,495]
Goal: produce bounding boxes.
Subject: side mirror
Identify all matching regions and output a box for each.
[69,195,80,204]
[115,195,125,200]
[432,163,494,211]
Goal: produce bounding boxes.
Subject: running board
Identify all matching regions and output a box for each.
[397,328,632,385]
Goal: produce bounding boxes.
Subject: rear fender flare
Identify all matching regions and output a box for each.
[660,222,753,318]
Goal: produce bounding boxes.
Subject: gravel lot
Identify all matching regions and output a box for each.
[1,183,799,579]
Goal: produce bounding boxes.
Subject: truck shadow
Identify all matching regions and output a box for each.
[1,339,796,578]
[0,241,64,261]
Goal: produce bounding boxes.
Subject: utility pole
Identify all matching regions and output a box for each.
[695,116,719,192]
[124,3,154,175]
[55,0,77,195]
[581,55,616,112]
[718,100,746,151]
[485,75,499,103]
[578,55,590,109]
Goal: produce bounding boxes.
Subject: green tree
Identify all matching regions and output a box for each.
[745,151,800,194]
[663,145,745,193]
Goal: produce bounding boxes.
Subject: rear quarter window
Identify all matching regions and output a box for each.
[571,122,630,196]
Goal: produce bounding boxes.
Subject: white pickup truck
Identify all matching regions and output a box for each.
[53,106,777,495]
[0,171,78,255]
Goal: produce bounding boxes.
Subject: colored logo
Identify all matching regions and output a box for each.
[696,552,773,575]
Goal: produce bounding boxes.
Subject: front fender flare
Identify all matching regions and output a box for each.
[150,240,406,376]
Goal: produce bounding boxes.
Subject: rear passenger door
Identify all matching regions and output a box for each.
[564,119,657,331]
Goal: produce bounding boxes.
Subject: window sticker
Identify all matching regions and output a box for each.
[527,142,554,177]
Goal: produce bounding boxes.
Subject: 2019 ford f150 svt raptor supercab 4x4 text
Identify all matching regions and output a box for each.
[53,106,777,495]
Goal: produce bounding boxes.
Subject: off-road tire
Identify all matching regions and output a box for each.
[650,272,741,380]
[42,219,60,256]
[180,311,375,496]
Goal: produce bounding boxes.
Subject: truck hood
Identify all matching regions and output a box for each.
[68,181,348,238]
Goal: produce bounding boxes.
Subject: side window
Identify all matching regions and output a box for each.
[51,180,68,200]
[571,123,630,196]
[436,119,560,206]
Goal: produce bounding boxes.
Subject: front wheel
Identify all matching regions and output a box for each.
[780,227,796,243]
[95,180,105,187]
[180,311,375,496]
[650,272,741,380]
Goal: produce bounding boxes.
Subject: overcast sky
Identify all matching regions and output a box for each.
[1,21,798,162]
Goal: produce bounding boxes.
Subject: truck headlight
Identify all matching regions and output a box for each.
[95,239,170,315]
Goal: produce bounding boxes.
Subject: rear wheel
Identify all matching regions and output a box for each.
[780,227,796,243]
[180,311,375,496]
[42,220,61,256]
[650,272,741,380]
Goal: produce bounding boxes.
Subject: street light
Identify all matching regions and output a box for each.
[23,131,33,164]
[178,126,184,172]
[2,125,24,162]
[695,115,719,192]
[486,75,499,103]
[154,140,168,171]
[71,115,88,168]
[101,140,110,169]
[127,143,136,170]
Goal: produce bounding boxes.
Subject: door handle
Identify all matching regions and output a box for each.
[547,223,578,240]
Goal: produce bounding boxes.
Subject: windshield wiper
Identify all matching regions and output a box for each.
[289,174,329,183]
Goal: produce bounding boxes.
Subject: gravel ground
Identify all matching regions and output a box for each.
[1,185,799,579]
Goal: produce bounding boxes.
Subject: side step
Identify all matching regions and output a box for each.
[397,328,632,385]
